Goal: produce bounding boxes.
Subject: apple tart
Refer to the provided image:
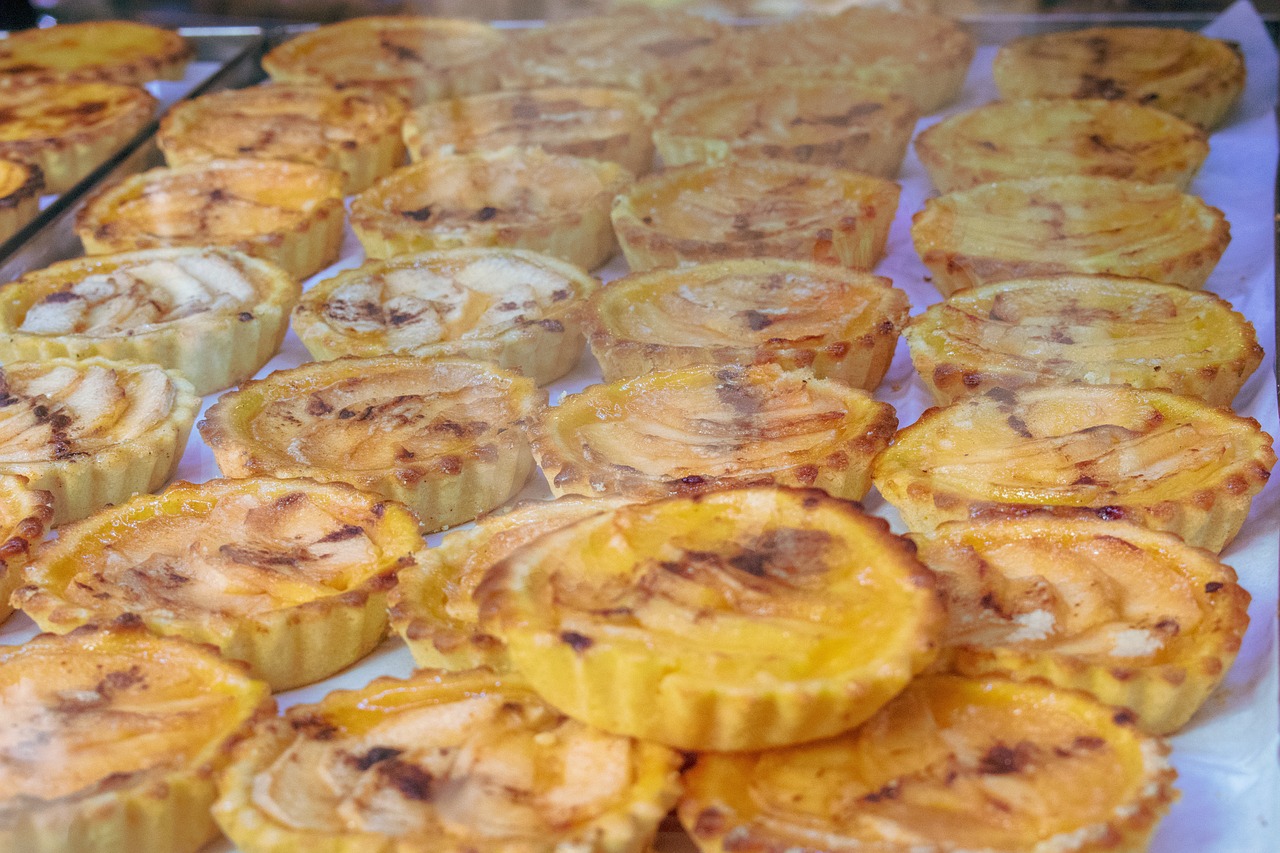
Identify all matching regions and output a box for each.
[911,175,1230,296]
[476,486,942,750]
[0,158,40,246]
[0,81,156,193]
[532,363,896,502]
[351,148,631,270]
[915,98,1210,193]
[389,495,630,671]
[199,356,542,533]
[905,275,1263,407]
[76,158,345,280]
[872,384,1276,553]
[914,515,1250,734]
[0,247,301,395]
[612,160,899,272]
[0,624,272,853]
[0,357,198,526]
[678,674,1177,853]
[158,83,407,194]
[0,475,52,624]
[584,259,908,390]
[993,26,1246,129]
[0,21,192,89]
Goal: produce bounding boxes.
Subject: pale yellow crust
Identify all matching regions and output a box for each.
[0,475,52,624]
[911,175,1230,296]
[0,159,41,246]
[0,21,192,88]
[612,160,899,272]
[904,275,1263,407]
[584,259,908,389]
[351,148,632,271]
[0,247,302,395]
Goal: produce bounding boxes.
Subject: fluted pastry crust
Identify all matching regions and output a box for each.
[0,21,191,88]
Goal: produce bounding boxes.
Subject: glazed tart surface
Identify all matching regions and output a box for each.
[585,259,908,389]
[0,21,192,88]
[212,667,681,853]
[905,275,1262,406]
[293,248,597,386]
[678,674,1177,853]
[0,158,41,246]
[872,384,1276,553]
[612,159,899,272]
[158,83,407,194]
[911,175,1229,295]
[0,475,51,624]
[0,247,301,395]
[0,625,272,853]
[915,98,1210,193]
[261,16,505,105]
[532,363,896,502]
[993,26,1246,129]
[915,515,1250,734]
[199,356,542,533]
[351,148,631,270]
[76,158,345,280]
[476,486,942,750]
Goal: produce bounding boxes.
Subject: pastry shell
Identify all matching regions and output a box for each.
[612,159,899,272]
[0,21,192,88]
[0,158,41,246]
[0,475,52,624]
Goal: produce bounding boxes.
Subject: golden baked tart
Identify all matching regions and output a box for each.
[0,247,301,395]
[0,357,198,526]
[911,175,1230,296]
[872,384,1276,553]
[533,363,896,502]
[0,475,51,624]
[0,81,156,193]
[158,83,407,194]
[0,158,40,246]
[76,158,345,280]
[200,356,542,533]
[14,477,424,691]
[654,79,918,178]
[261,16,505,105]
[915,98,1210,193]
[351,148,631,270]
[914,515,1250,734]
[905,275,1263,407]
[0,624,272,853]
[476,486,942,750]
[293,248,598,386]
[612,160,899,272]
[0,21,192,89]
[993,26,1246,129]
[585,259,908,390]
[404,86,655,177]
[213,667,681,853]
[389,495,630,671]
[678,674,1177,853]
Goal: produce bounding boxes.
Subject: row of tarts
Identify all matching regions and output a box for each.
[0,5,1275,853]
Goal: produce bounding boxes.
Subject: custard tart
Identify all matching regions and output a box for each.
[261,16,505,105]
[0,624,272,853]
[678,674,1177,853]
[993,26,1246,129]
[532,363,896,502]
[0,475,51,624]
[389,495,630,671]
[158,83,407,194]
[0,357,199,526]
[912,175,1230,295]
[0,81,156,193]
[915,98,1210,193]
[476,486,942,750]
[76,158,345,280]
[905,275,1263,407]
[0,247,301,395]
[200,356,542,533]
[294,248,597,386]
[351,148,631,270]
[14,477,424,691]
[872,384,1276,553]
[404,87,655,177]
[584,259,908,389]
[0,21,192,89]
[612,160,899,272]
[0,159,40,245]
[915,515,1250,734]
